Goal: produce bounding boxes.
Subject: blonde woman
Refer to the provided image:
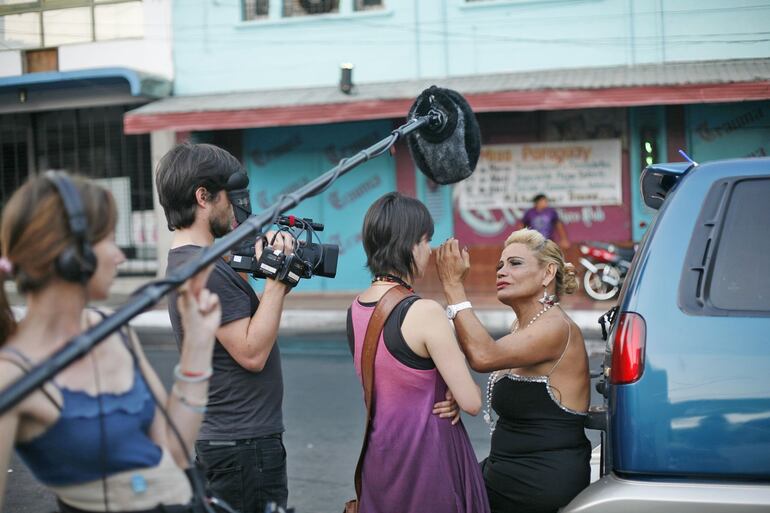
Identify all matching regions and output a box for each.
[436,229,590,513]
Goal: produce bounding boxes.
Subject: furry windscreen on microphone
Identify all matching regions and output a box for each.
[407,86,481,185]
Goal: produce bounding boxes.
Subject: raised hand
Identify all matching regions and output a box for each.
[178,265,221,351]
[436,238,470,287]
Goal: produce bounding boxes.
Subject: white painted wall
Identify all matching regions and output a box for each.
[151,130,176,278]
[59,38,173,79]
[0,50,22,77]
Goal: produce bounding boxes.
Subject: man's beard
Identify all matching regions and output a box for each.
[210,214,232,238]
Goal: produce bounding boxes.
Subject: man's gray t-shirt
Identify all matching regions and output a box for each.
[167,245,284,440]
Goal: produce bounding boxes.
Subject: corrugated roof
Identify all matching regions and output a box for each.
[130,58,770,116]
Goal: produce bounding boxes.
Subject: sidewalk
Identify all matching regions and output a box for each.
[6,276,614,346]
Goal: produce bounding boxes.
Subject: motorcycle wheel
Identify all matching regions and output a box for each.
[584,263,620,301]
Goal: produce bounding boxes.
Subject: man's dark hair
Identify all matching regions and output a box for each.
[155,142,244,230]
[362,192,434,281]
[532,193,547,204]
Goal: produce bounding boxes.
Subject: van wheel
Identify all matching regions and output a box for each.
[584,264,620,301]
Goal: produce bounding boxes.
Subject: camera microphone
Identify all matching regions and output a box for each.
[406,85,481,185]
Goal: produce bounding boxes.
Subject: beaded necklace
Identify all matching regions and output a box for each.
[482,302,557,434]
[372,273,414,293]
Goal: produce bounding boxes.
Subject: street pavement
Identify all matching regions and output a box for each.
[3,334,605,513]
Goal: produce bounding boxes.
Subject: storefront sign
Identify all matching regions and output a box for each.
[455,139,623,210]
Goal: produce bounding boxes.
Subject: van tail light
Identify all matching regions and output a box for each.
[610,312,646,385]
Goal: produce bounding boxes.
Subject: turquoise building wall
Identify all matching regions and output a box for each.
[172,0,770,95]
[242,120,396,292]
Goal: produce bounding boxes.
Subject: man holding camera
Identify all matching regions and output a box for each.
[156,142,292,513]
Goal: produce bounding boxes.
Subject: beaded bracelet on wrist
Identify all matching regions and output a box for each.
[171,383,208,414]
[173,364,212,383]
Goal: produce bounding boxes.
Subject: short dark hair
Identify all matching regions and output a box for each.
[532,193,547,204]
[155,142,243,230]
[362,192,434,281]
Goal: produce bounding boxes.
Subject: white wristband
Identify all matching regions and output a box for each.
[446,301,473,320]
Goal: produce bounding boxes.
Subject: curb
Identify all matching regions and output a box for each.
[12,306,607,353]
[130,308,605,336]
[129,307,606,348]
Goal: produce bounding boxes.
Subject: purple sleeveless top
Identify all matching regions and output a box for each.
[350,298,490,513]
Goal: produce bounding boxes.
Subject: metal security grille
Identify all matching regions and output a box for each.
[0,113,31,208]
[0,106,156,275]
[283,0,339,17]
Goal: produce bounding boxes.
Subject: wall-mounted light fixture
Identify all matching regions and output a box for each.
[339,63,354,94]
[18,88,27,104]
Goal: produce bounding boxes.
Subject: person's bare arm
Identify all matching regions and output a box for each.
[216,231,292,372]
[405,300,481,415]
[556,221,570,249]
[0,366,23,510]
[436,239,567,372]
[216,278,288,372]
[451,307,568,372]
[135,284,220,467]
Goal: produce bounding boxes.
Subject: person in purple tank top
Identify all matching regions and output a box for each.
[517,194,571,250]
[346,192,490,513]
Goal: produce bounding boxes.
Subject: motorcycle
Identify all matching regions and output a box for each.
[578,242,636,301]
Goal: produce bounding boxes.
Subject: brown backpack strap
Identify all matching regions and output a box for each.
[353,285,414,500]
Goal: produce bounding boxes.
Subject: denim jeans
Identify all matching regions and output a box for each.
[195,434,288,513]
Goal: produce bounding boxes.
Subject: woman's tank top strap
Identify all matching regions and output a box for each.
[88,308,135,359]
[348,295,434,370]
[383,295,434,370]
[0,345,35,367]
[546,317,572,378]
[0,347,63,411]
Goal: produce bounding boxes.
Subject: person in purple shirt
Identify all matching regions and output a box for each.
[517,194,571,250]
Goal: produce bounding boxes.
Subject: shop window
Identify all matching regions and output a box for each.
[355,0,383,11]
[283,0,339,17]
[43,7,91,46]
[0,0,143,50]
[243,0,382,21]
[243,0,268,20]
[95,1,143,41]
[0,10,41,49]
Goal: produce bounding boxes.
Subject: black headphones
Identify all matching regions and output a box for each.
[45,171,98,283]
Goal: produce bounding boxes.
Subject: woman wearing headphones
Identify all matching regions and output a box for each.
[0,173,221,513]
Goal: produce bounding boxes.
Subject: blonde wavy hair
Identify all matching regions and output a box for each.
[504,228,578,298]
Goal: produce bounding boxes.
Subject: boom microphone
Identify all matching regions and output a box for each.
[0,85,481,419]
[406,85,481,185]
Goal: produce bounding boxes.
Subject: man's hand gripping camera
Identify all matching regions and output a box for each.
[230,216,338,288]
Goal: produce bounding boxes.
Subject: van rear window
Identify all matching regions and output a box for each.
[680,176,770,316]
[710,180,770,311]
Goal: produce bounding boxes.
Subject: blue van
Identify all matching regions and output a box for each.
[564,158,770,512]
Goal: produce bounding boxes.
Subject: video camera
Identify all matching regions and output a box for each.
[229,215,338,287]
[226,175,338,287]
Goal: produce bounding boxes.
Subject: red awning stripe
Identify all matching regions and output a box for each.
[124,81,770,134]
